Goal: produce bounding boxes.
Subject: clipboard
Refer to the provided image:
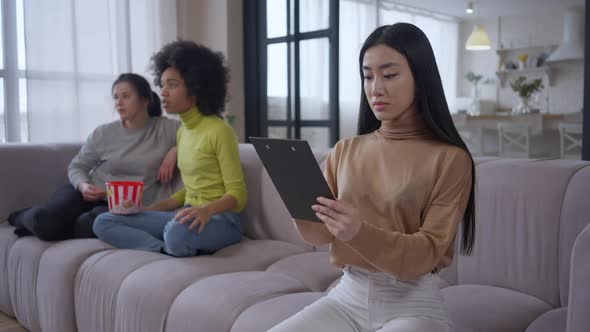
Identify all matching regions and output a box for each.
[250,137,334,223]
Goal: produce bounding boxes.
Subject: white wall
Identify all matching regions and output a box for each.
[458,17,499,102]
[176,0,245,141]
[458,8,585,114]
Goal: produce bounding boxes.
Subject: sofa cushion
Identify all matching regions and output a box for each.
[166,271,308,332]
[0,224,18,317]
[442,284,552,332]
[75,249,169,332]
[94,239,306,332]
[36,239,112,332]
[458,159,587,307]
[231,292,324,332]
[525,307,567,332]
[266,252,343,292]
[558,165,590,305]
[7,237,54,331]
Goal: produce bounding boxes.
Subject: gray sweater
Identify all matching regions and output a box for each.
[68,117,180,206]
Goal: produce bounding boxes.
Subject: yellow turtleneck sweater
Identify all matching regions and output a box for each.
[296,117,473,281]
[171,106,247,212]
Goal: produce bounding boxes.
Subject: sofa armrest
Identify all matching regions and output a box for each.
[567,223,590,332]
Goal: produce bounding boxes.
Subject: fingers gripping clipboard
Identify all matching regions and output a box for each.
[250,137,334,223]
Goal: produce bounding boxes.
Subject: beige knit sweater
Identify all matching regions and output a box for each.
[295,119,472,281]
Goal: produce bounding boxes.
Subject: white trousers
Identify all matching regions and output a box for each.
[268,266,453,332]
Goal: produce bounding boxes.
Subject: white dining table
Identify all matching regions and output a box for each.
[452,112,582,135]
[451,112,583,158]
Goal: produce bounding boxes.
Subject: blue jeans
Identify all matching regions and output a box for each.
[93,209,242,257]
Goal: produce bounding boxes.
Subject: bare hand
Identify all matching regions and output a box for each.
[174,206,212,234]
[78,182,106,202]
[312,197,363,242]
[158,148,177,184]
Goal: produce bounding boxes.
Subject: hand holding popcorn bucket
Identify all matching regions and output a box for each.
[106,181,144,214]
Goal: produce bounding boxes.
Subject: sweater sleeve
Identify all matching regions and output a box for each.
[292,143,340,245]
[343,149,473,281]
[172,187,186,206]
[68,128,102,189]
[214,124,248,212]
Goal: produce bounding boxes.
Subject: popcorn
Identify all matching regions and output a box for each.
[105,181,144,215]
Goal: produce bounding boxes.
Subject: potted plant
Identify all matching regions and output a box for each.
[465,71,493,115]
[510,76,544,114]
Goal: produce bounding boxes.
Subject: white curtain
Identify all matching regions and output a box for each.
[339,0,459,138]
[23,0,177,143]
[339,0,378,139]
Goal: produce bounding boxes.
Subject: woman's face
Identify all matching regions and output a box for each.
[159,67,196,114]
[112,82,148,122]
[362,44,416,123]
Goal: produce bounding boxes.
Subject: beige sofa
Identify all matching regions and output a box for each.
[0,143,589,332]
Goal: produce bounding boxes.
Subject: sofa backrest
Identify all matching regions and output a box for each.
[0,143,82,221]
[0,143,326,251]
[239,144,330,250]
[457,158,590,308]
[558,164,590,306]
[436,158,499,287]
[0,142,183,221]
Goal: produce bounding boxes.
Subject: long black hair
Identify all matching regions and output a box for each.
[358,23,475,255]
[112,73,162,117]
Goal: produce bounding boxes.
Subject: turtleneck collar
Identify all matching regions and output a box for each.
[179,106,203,129]
[374,111,432,140]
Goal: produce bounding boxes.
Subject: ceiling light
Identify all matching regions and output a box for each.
[466,2,474,14]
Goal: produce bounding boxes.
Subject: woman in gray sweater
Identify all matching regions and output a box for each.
[8,73,180,240]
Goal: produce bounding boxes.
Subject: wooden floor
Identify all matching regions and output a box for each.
[0,312,26,332]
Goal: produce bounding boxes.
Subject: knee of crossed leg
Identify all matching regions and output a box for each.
[163,221,195,257]
[92,212,118,238]
[30,207,62,241]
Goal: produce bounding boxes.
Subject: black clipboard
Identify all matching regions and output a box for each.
[250,137,334,223]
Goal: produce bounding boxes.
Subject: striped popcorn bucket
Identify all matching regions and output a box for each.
[105,181,144,214]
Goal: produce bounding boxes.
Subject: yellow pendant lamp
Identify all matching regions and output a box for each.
[464,2,491,51]
[465,25,491,50]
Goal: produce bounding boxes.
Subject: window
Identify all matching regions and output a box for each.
[1,0,21,142]
[246,0,458,145]
[245,0,339,149]
[0,0,177,143]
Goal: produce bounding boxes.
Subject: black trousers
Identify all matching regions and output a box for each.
[8,184,108,241]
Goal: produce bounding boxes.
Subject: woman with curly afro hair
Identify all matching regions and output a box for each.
[94,41,247,257]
